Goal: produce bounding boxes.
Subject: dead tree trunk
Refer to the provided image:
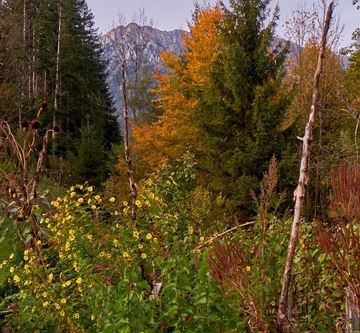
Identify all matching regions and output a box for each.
[121,61,138,222]
[346,287,360,333]
[277,2,334,331]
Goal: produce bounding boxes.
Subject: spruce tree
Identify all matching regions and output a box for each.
[196,0,296,215]
[0,0,120,183]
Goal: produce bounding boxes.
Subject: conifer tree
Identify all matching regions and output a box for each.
[196,0,296,214]
[0,0,120,183]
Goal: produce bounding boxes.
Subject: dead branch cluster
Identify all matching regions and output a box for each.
[0,101,60,242]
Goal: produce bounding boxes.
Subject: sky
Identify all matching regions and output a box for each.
[86,0,359,48]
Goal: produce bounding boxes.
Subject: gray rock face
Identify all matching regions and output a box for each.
[101,23,188,114]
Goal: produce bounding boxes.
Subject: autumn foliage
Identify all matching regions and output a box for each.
[132,6,222,169]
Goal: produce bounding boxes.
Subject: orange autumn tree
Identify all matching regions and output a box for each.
[132,5,222,170]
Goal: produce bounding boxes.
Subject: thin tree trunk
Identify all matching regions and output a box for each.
[32,28,37,99]
[346,287,360,333]
[355,115,360,160]
[277,2,334,331]
[54,3,62,131]
[27,22,31,99]
[121,61,138,222]
[20,0,26,127]
[44,69,47,94]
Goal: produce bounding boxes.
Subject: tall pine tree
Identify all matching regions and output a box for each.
[196,0,296,215]
[0,0,120,184]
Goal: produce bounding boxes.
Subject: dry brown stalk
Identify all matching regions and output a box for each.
[208,242,270,333]
[0,101,60,244]
[317,163,360,331]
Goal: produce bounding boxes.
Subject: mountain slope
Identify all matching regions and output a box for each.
[102,23,187,113]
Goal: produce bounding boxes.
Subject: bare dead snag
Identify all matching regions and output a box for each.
[277,2,334,331]
[121,61,138,222]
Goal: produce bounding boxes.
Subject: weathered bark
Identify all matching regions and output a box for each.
[32,28,37,99]
[54,3,62,132]
[346,287,360,333]
[121,61,138,221]
[277,2,334,331]
[20,0,26,127]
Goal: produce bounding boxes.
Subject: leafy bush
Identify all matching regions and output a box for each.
[3,155,243,332]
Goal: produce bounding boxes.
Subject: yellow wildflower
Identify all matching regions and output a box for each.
[73,313,80,319]
[135,199,142,208]
[60,298,67,304]
[87,186,93,192]
[76,277,82,284]
[141,253,147,259]
[43,301,49,307]
[60,310,65,317]
[245,266,251,272]
[146,233,152,240]
[55,303,61,310]
[13,275,20,283]
[109,197,116,203]
[188,226,194,235]
[122,252,129,258]
[78,198,84,204]
[9,267,14,273]
[9,253,14,260]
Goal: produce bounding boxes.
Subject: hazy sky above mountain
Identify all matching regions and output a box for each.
[86,0,359,47]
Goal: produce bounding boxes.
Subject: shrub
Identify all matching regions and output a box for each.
[3,155,242,332]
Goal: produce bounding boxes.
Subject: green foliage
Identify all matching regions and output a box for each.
[71,124,107,186]
[195,0,296,215]
[2,156,243,332]
[0,216,20,286]
[0,0,120,180]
